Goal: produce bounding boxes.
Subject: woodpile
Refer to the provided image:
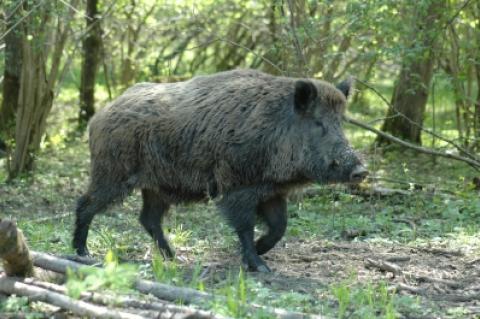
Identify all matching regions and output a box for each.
[0,219,324,319]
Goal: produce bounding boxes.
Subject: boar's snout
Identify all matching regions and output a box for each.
[349,165,369,184]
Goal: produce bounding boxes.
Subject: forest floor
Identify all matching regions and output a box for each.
[1,113,480,318]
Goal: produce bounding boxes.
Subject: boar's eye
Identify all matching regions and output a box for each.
[329,159,340,169]
[314,120,327,136]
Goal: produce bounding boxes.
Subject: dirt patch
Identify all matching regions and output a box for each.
[191,238,480,317]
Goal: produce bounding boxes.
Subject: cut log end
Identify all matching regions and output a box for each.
[0,219,34,277]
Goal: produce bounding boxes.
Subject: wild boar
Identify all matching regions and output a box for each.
[73,69,368,272]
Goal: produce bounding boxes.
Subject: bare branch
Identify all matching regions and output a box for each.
[356,79,480,162]
[0,1,45,42]
[58,0,92,20]
[345,116,480,170]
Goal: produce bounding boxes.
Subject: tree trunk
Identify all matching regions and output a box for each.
[78,0,102,129]
[474,1,480,147]
[309,2,333,76]
[285,0,308,76]
[9,1,76,179]
[324,35,352,82]
[119,3,156,88]
[379,57,435,144]
[0,1,23,139]
[377,0,446,145]
[443,24,473,147]
[263,1,283,75]
[10,34,49,176]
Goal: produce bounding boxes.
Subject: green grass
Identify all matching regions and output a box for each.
[66,250,138,299]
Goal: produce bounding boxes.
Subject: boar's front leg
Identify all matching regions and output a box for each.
[217,189,271,272]
[256,195,287,255]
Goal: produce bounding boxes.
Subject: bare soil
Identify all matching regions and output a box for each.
[188,238,480,318]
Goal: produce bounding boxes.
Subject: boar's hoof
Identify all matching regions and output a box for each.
[159,246,175,260]
[243,256,272,272]
[75,247,90,257]
[255,264,272,273]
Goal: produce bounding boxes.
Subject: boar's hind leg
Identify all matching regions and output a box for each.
[218,191,271,273]
[256,196,287,255]
[139,189,174,259]
[73,186,126,256]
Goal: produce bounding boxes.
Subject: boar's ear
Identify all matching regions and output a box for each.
[294,80,317,114]
[336,77,355,99]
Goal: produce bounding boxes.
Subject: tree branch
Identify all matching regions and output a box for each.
[356,79,480,162]
[345,116,480,170]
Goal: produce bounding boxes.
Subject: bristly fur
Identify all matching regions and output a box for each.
[86,69,348,201]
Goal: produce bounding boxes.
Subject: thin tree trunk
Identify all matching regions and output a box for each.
[377,0,446,145]
[310,2,333,76]
[474,1,480,147]
[10,35,48,176]
[323,35,352,82]
[0,1,23,139]
[476,61,480,147]
[285,0,308,76]
[9,1,76,179]
[352,55,378,105]
[119,3,156,88]
[79,0,102,128]
[444,25,470,146]
[263,1,282,75]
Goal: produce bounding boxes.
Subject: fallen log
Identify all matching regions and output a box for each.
[31,251,327,319]
[32,252,214,304]
[135,278,213,305]
[0,274,145,319]
[31,251,95,273]
[0,219,33,277]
